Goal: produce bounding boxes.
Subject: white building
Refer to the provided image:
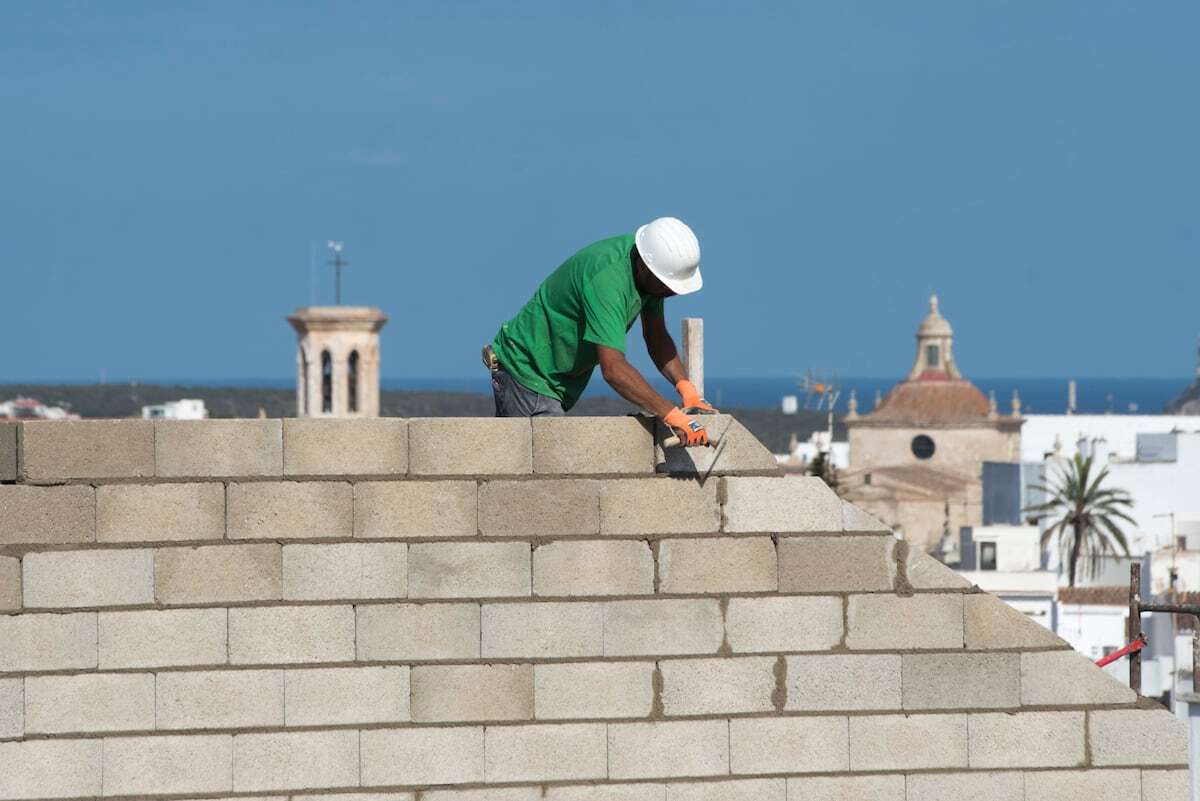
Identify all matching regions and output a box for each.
[141,399,208,420]
[1021,414,1200,462]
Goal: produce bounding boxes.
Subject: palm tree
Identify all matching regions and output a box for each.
[1025,453,1135,587]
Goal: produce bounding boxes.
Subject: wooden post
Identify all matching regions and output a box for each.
[682,318,704,398]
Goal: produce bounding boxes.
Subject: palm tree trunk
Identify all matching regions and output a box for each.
[1068,522,1082,587]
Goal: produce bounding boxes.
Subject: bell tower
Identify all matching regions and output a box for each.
[907,294,961,381]
[287,306,388,418]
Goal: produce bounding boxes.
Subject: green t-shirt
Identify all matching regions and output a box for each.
[491,234,664,411]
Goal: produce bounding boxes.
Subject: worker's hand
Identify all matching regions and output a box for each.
[676,379,717,413]
[663,407,709,447]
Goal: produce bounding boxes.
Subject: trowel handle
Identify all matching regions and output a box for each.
[663,432,722,449]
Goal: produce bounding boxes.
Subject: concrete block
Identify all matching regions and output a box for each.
[786,654,901,712]
[1090,708,1190,766]
[968,711,1085,768]
[729,716,849,774]
[283,418,408,475]
[283,542,406,600]
[232,730,358,792]
[533,416,655,474]
[228,480,352,539]
[100,608,227,669]
[1024,770,1140,801]
[25,673,155,734]
[229,605,355,664]
[965,592,1068,649]
[600,477,720,535]
[156,543,282,604]
[97,482,225,542]
[654,415,780,476]
[906,546,973,590]
[1142,769,1191,801]
[354,479,478,538]
[485,723,608,782]
[0,739,102,800]
[722,476,842,533]
[0,678,23,739]
[22,548,153,608]
[157,670,284,729]
[412,664,531,722]
[0,484,94,545]
[104,734,234,796]
[725,596,843,653]
[608,720,729,779]
[841,500,890,533]
[603,599,724,656]
[0,422,15,481]
[409,417,532,475]
[156,419,282,477]
[285,665,408,726]
[534,540,654,596]
[482,601,603,658]
[846,593,964,650]
[1021,650,1136,706]
[20,419,154,481]
[360,726,484,786]
[785,775,905,801]
[534,661,654,720]
[661,656,776,715]
[905,772,1023,801]
[848,713,968,770]
[357,602,480,660]
[667,779,784,801]
[902,653,1020,710]
[0,555,21,611]
[0,612,97,671]
[409,541,530,598]
[294,795,414,801]
[479,479,600,536]
[782,537,897,594]
[550,785,665,801]
[658,536,777,593]
[778,535,894,592]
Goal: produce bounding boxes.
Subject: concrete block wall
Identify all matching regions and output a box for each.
[0,417,1188,800]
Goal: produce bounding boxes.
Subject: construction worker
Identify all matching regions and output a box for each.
[482,217,714,446]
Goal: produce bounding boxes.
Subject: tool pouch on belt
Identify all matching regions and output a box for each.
[481,345,500,373]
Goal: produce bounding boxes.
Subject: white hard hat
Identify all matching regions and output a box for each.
[635,217,702,295]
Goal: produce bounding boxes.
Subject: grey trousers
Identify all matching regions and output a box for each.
[491,368,565,417]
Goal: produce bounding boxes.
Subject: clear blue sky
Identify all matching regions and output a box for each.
[3,1,1197,383]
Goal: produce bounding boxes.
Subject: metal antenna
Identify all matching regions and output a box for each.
[327,241,348,305]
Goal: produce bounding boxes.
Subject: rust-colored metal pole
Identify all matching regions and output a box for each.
[1128,562,1142,694]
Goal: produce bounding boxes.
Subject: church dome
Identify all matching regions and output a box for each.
[916,294,953,338]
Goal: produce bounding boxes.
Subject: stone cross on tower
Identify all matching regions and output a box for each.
[287,306,388,418]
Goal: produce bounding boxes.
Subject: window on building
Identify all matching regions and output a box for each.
[979,541,997,571]
[321,350,332,414]
[926,344,940,368]
[864,473,872,485]
[911,434,935,460]
[348,350,360,413]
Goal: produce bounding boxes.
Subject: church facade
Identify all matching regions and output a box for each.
[841,296,1023,554]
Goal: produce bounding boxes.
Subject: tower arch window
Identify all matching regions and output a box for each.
[926,344,940,368]
[348,350,360,413]
[299,349,309,415]
[321,350,333,414]
[911,434,935,460]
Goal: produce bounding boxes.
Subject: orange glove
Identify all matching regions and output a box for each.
[663,407,709,447]
[676,379,717,412]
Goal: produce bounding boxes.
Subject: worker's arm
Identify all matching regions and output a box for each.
[596,344,710,446]
[641,311,717,412]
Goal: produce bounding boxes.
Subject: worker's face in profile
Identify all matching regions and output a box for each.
[633,249,677,299]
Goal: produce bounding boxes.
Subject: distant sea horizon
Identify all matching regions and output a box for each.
[10,375,1195,416]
